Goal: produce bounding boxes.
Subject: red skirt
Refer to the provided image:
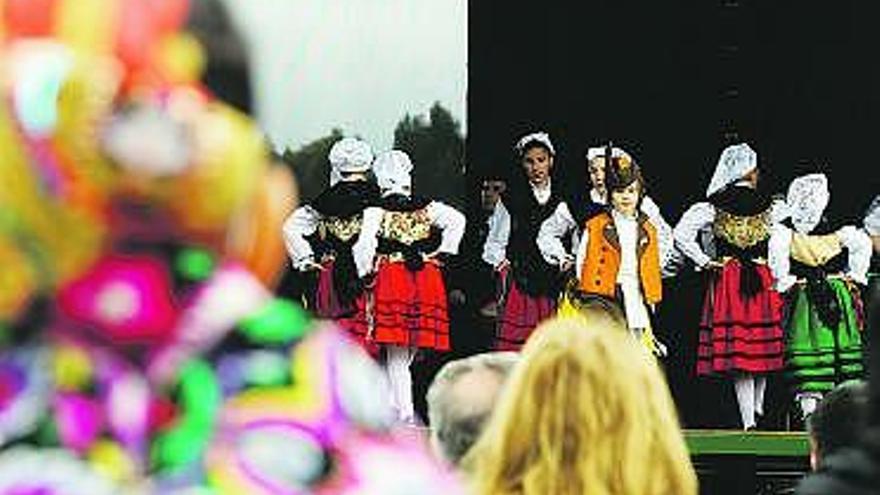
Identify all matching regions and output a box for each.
[372,259,450,351]
[495,268,557,351]
[696,260,784,376]
[314,259,373,353]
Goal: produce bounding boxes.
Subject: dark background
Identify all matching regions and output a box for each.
[467,0,880,223]
[466,0,880,434]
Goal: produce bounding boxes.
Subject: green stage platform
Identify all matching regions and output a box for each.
[686,430,810,495]
[686,429,810,457]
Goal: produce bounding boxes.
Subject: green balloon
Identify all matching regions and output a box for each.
[239,299,311,345]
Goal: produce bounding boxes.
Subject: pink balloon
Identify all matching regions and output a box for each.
[115,0,158,70]
[55,393,104,453]
[150,0,189,33]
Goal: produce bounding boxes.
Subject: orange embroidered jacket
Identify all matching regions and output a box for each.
[579,212,662,304]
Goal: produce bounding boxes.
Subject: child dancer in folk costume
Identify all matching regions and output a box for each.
[354,150,465,424]
[486,132,566,351]
[562,154,667,354]
[768,173,871,418]
[282,137,379,349]
[538,145,675,314]
[674,143,786,430]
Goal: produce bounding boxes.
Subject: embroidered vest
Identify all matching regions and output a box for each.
[579,213,662,304]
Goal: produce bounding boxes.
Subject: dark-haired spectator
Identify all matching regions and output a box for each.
[807,380,869,470]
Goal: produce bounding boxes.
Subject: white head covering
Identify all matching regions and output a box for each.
[328,137,373,185]
[706,143,758,198]
[864,195,880,236]
[586,146,631,162]
[515,132,555,157]
[373,150,413,197]
[786,173,829,234]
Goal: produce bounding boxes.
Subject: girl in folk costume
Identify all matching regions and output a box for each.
[674,143,787,430]
[282,137,380,349]
[354,150,465,424]
[768,174,871,418]
[485,132,566,351]
[570,154,667,354]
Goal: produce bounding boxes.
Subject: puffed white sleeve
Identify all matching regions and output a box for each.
[537,201,577,266]
[282,205,321,271]
[353,207,384,277]
[574,223,590,281]
[482,201,511,267]
[768,223,796,292]
[426,201,467,255]
[837,225,872,286]
[673,202,716,269]
[769,196,791,225]
[641,195,674,272]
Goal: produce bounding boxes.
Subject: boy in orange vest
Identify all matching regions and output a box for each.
[572,149,665,355]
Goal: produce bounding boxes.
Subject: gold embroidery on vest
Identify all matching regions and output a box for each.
[320,216,363,242]
[713,209,771,249]
[790,232,842,267]
[381,209,432,245]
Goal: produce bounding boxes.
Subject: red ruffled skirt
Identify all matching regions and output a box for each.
[372,259,450,351]
[696,260,784,376]
[495,268,557,351]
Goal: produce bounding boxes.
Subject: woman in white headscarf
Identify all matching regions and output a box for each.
[673,143,787,430]
[282,137,380,351]
[354,150,465,424]
[768,174,871,418]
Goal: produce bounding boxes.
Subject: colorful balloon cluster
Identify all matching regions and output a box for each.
[0,0,460,493]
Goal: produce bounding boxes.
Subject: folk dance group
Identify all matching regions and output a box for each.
[284,133,878,431]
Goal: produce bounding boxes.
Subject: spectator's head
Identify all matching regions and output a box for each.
[464,316,696,495]
[480,179,506,212]
[808,380,869,470]
[427,352,519,466]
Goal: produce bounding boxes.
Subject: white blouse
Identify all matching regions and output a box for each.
[673,198,788,270]
[768,224,872,292]
[353,201,466,277]
[481,200,511,268]
[537,195,674,272]
[282,205,322,271]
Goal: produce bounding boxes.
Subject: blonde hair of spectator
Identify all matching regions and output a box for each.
[463,316,697,495]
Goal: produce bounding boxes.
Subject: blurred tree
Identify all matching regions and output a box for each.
[393,102,465,208]
[277,129,344,203]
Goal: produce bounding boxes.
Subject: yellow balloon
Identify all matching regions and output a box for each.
[54,0,117,56]
[154,33,205,85]
[89,440,137,484]
[52,343,94,391]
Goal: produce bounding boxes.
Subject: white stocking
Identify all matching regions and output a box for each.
[734,375,756,429]
[754,376,768,417]
[384,345,417,424]
[797,392,822,418]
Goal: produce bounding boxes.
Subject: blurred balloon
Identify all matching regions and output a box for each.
[3,0,57,39]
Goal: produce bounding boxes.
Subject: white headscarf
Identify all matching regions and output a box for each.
[864,195,880,236]
[329,137,373,185]
[706,143,758,198]
[786,173,829,234]
[515,132,555,157]
[586,146,631,162]
[373,150,413,197]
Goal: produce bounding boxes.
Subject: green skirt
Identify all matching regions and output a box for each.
[785,278,864,394]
